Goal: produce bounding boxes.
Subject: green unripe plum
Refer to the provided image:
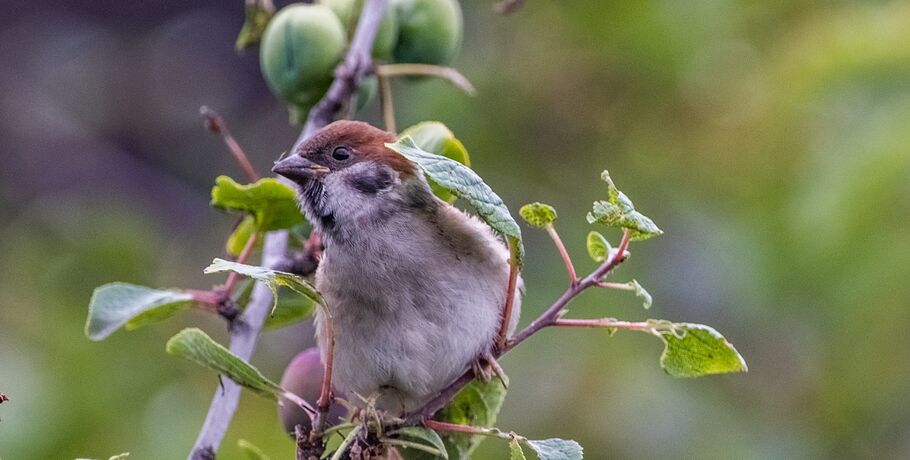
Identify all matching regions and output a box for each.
[260,4,347,113]
[392,0,463,66]
[322,0,399,59]
[278,347,348,436]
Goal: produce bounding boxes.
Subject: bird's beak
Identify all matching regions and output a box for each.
[272,155,331,182]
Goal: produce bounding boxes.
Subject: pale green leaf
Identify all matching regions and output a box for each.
[385,136,523,266]
[165,328,283,399]
[263,296,317,330]
[630,280,652,310]
[523,439,584,460]
[585,231,611,262]
[655,322,747,377]
[586,170,662,241]
[386,426,449,459]
[519,202,557,229]
[510,438,527,460]
[211,176,305,232]
[399,121,471,203]
[434,378,508,459]
[238,439,272,460]
[85,283,193,341]
[204,258,321,314]
[227,215,259,256]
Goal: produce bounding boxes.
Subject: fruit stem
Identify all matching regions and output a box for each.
[376,64,476,96]
[378,74,397,132]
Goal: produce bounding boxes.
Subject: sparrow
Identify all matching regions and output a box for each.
[273,120,521,413]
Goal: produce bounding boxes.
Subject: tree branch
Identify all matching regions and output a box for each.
[188,1,387,458]
[405,230,632,424]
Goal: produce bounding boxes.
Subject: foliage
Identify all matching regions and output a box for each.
[69,1,757,459]
[85,283,193,341]
[386,135,524,266]
[586,171,662,241]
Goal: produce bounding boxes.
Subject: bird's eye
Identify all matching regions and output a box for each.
[332,146,352,161]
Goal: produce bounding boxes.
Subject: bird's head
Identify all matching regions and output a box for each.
[273,120,427,234]
[272,120,416,184]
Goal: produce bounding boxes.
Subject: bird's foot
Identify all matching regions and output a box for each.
[471,351,508,388]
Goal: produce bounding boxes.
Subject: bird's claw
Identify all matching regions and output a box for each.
[471,351,508,388]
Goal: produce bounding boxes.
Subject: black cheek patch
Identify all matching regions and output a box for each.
[347,167,394,195]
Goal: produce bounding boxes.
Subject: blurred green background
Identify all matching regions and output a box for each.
[2,0,910,458]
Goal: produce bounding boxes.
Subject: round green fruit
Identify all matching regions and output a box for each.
[259,4,347,110]
[278,347,348,436]
[322,0,399,59]
[392,0,463,66]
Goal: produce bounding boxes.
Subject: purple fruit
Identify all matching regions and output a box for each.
[279,347,348,436]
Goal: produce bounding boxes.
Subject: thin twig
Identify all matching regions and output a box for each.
[378,74,396,132]
[546,224,577,284]
[188,2,387,458]
[496,252,520,348]
[424,420,512,439]
[552,318,651,331]
[312,311,335,438]
[376,64,477,96]
[595,281,634,290]
[221,231,259,295]
[200,106,260,182]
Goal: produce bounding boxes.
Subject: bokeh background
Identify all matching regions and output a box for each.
[2,0,910,458]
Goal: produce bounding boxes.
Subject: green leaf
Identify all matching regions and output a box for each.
[434,379,508,459]
[385,136,524,267]
[165,328,283,399]
[263,295,317,330]
[211,176,305,232]
[85,283,193,341]
[238,439,272,460]
[519,202,557,229]
[399,121,471,203]
[585,231,611,262]
[227,215,259,256]
[204,258,321,313]
[586,170,662,241]
[510,438,527,460]
[386,426,449,459]
[654,322,747,377]
[235,0,275,50]
[523,439,584,460]
[630,280,652,310]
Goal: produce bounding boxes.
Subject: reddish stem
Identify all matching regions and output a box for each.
[190,290,223,307]
[553,318,651,331]
[546,224,577,284]
[424,420,485,435]
[496,252,520,347]
[222,232,259,295]
[312,312,335,438]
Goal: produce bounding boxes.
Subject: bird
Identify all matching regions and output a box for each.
[272,120,521,414]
